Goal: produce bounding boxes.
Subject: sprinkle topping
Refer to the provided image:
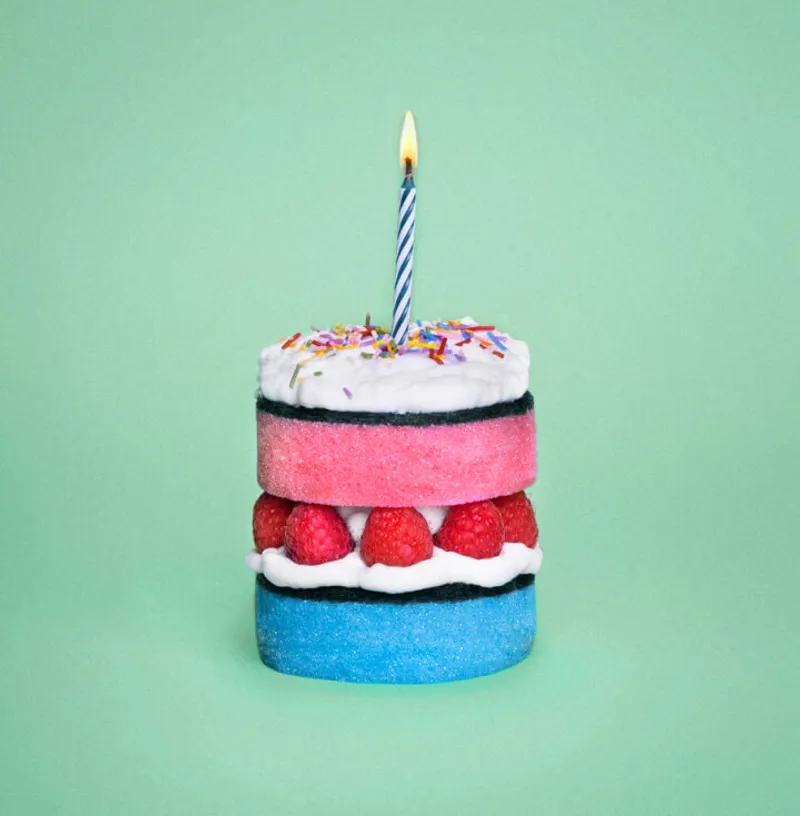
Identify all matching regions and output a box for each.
[260,316,530,414]
[274,318,512,390]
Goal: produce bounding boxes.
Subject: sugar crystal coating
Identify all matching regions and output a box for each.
[256,410,536,506]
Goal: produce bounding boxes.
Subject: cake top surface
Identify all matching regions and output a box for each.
[258,317,530,413]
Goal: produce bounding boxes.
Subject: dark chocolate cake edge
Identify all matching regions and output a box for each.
[256,391,534,426]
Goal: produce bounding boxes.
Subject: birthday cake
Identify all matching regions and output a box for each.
[246,318,541,683]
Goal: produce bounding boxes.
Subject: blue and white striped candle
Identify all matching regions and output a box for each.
[393,111,418,346]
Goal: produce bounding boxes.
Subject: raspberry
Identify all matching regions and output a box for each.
[435,501,504,559]
[493,492,539,548]
[360,507,434,567]
[285,504,354,565]
[252,493,294,552]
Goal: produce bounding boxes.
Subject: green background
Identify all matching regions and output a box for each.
[2,0,798,813]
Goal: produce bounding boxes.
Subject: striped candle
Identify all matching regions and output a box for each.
[393,111,418,346]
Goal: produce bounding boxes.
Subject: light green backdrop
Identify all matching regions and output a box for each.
[2,1,798,813]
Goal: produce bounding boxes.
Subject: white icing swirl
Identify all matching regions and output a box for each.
[245,543,542,594]
[258,317,530,413]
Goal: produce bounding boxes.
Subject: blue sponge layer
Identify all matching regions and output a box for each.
[254,579,537,684]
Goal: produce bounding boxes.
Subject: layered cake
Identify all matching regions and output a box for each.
[246,317,541,683]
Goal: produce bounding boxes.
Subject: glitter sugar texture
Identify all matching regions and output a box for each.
[255,577,537,683]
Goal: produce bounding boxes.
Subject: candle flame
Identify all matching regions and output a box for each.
[399,111,418,171]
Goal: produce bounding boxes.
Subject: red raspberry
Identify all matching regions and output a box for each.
[252,493,295,552]
[360,507,434,567]
[435,501,504,559]
[493,492,539,549]
[285,504,353,565]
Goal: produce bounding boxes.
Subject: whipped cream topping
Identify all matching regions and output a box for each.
[245,542,542,594]
[258,317,530,413]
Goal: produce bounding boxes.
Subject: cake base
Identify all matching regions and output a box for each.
[254,574,536,684]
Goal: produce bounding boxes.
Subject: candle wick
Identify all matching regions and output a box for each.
[404,157,413,178]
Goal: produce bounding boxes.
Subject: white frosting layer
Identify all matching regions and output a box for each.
[414,506,448,536]
[245,543,542,594]
[258,317,530,413]
[335,506,371,542]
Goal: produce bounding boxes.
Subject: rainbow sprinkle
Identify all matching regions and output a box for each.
[275,319,511,389]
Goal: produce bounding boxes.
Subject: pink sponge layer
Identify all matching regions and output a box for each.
[257,410,536,507]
